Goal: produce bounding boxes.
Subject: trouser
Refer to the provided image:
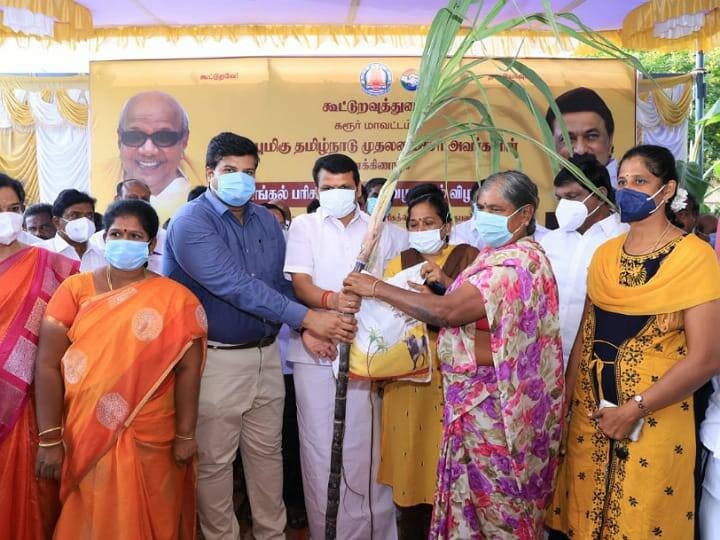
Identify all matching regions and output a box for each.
[293,362,397,540]
[282,374,305,509]
[197,342,286,540]
[700,448,720,540]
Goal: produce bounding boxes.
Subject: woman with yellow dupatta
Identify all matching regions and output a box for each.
[378,184,478,540]
[35,199,207,540]
[0,174,78,540]
[548,145,720,539]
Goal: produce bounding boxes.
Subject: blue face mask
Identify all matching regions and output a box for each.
[215,171,256,207]
[105,239,150,270]
[615,185,665,223]
[366,196,391,218]
[473,206,524,248]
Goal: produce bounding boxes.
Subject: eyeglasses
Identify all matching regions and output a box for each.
[119,130,183,148]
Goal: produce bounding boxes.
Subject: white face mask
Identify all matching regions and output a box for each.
[0,211,23,245]
[555,194,599,231]
[63,217,96,243]
[409,228,446,254]
[319,189,357,219]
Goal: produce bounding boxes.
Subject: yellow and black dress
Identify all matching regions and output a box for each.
[548,233,720,539]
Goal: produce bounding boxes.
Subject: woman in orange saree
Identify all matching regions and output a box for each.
[0,175,78,540]
[35,199,207,540]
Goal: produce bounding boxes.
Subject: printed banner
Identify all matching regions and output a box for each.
[90,57,636,224]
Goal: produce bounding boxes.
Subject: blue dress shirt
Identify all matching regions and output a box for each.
[164,191,307,344]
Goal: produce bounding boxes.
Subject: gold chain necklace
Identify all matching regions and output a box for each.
[106,266,147,291]
[627,221,672,256]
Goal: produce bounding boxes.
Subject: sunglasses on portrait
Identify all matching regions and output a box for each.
[118,130,183,148]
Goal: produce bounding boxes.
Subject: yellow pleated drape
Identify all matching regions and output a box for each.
[55,89,88,128]
[638,74,695,127]
[0,127,38,203]
[1,87,34,127]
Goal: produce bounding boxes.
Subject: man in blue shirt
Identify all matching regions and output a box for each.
[164,132,351,540]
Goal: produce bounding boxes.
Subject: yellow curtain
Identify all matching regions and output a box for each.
[638,74,694,127]
[0,87,34,126]
[0,127,38,203]
[55,89,88,128]
[0,0,93,41]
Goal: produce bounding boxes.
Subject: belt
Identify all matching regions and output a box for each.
[207,335,276,351]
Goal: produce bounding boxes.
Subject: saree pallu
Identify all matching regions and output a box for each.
[430,239,564,540]
[0,246,78,540]
[548,234,720,539]
[45,274,207,540]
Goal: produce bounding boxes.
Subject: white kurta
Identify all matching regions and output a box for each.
[540,213,628,368]
[284,206,398,540]
[40,233,106,272]
[700,376,720,539]
[449,218,484,249]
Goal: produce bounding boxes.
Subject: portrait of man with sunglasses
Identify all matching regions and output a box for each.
[117,91,191,222]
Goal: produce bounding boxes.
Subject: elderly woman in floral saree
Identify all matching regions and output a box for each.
[344,171,564,539]
[34,199,207,540]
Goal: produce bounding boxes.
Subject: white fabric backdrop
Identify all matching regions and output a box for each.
[0,87,89,203]
[636,82,689,162]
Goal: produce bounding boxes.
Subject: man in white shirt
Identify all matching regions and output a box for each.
[23,203,56,241]
[88,179,165,273]
[41,189,105,271]
[285,154,398,540]
[118,91,192,223]
[364,177,409,255]
[546,87,619,188]
[540,154,628,369]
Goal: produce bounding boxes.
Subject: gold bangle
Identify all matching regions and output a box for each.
[175,433,194,440]
[371,279,381,298]
[38,439,63,448]
[38,426,63,437]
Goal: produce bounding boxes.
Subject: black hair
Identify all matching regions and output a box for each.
[554,153,615,204]
[480,171,539,235]
[546,87,615,137]
[24,203,52,221]
[116,179,150,198]
[365,177,395,203]
[405,183,451,225]
[262,202,291,223]
[312,154,360,186]
[187,185,208,202]
[360,183,368,204]
[306,199,320,214]
[618,144,679,226]
[103,199,159,240]
[205,132,260,170]
[51,189,96,218]
[470,181,480,204]
[0,172,26,205]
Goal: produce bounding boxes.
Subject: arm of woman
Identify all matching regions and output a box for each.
[343,272,486,328]
[34,319,71,481]
[173,338,204,467]
[593,299,720,440]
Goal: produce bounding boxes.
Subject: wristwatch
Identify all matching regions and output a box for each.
[633,394,647,414]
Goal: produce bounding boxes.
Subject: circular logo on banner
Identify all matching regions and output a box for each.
[400,69,420,91]
[360,63,393,96]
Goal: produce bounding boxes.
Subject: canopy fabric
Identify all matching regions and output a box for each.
[0,0,716,53]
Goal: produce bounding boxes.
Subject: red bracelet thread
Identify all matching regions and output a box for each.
[321,291,333,310]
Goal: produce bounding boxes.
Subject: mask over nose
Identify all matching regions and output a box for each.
[215,171,256,207]
[63,217,96,243]
[0,212,23,245]
[615,185,666,223]
[319,189,356,219]
[473,206,526,248]
[105,239,150,270]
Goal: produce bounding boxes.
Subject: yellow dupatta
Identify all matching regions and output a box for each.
[588,233,720,315]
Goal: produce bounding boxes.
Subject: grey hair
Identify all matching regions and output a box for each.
[479,170,539,236]
[118,91,189,134]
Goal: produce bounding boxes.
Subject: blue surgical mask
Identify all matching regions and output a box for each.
[473,206,525,248]
[366,196,392,219]
[615,185,666,223]
[215,171,256,207]
[105,239,150,270]
[319,189,357,219]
